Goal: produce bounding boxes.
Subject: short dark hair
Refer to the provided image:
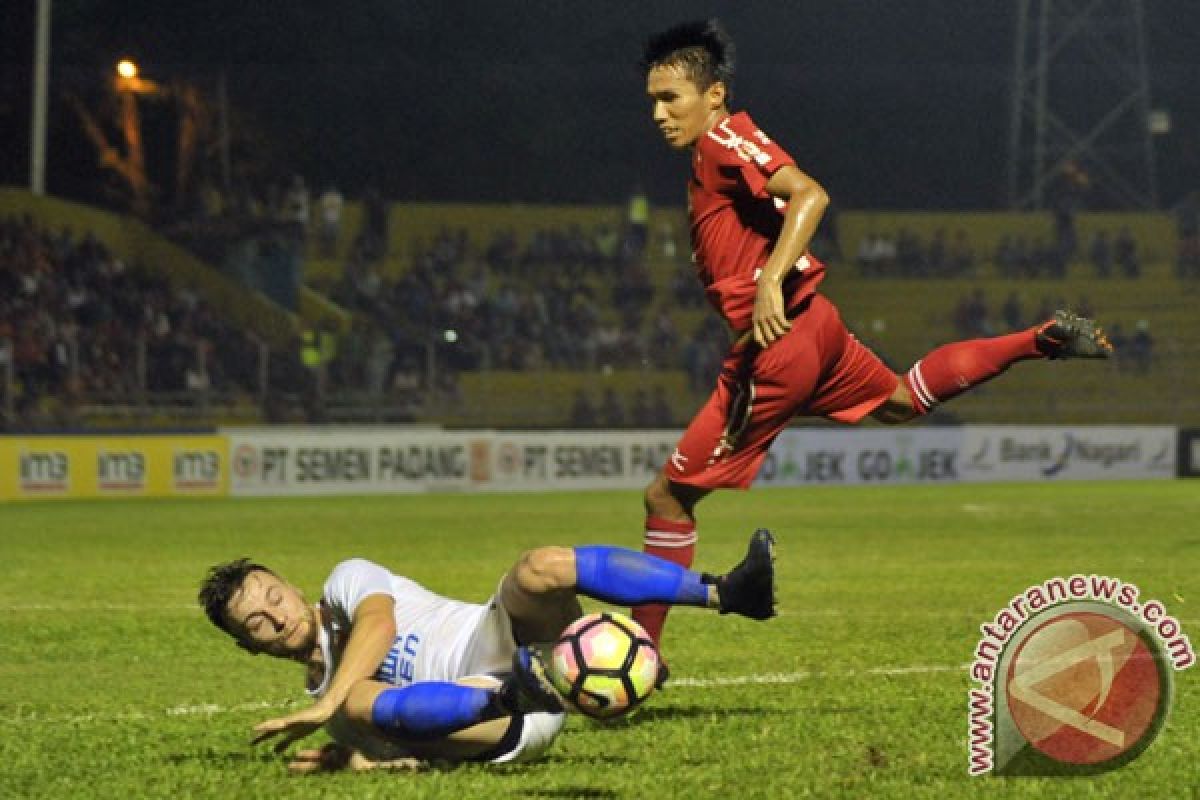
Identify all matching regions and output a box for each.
[198,558,272,641]
[641,19,735,92]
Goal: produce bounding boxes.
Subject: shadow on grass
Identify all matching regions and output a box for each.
[163,749,277,767]
[523,790,619,799]
[527,754,636,768]
[617,705,789,724]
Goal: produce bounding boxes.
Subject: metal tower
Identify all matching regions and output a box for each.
[1006,0,1159,210]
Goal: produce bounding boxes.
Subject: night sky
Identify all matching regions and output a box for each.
[2,1,1197,209]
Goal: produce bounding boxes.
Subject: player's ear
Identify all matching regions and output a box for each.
[706,80,727,110]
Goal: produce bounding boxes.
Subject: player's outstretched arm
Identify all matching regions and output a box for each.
[752,165,830,347]
[253,594,397,751]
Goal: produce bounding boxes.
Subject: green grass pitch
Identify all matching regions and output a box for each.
[0,481,1196,798]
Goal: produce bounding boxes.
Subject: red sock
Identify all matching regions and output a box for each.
[632,515,697,650]
[905,329,1043,414]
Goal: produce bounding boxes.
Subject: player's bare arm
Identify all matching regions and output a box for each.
[752,165,829,347]
[253,593,397,750]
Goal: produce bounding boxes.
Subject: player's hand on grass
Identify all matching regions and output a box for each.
[252,702,335,752]
[287,743,354,773]
[752,281,791,347]
[288,745,427,775]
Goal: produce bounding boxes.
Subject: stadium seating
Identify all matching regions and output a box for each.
[344,205,1192,427]
[4,189,1196,430]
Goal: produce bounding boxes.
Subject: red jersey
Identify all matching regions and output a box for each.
[688,111,826,330]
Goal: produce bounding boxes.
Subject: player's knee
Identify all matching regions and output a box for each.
[644,473,688,517]
[877,404,917,424]
[872,379,919,424]
[513,547,575,595]
[643,474,671,515]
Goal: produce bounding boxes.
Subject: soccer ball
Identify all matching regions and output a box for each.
[548,611,661,719]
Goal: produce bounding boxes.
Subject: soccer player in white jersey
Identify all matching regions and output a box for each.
[199,531,776,771]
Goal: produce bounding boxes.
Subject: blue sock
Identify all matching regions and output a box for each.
[370,682,501,739]
[573,545,709,606]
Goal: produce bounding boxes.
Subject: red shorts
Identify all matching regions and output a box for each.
[666,294,898,489]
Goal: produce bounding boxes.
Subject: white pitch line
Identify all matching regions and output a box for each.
[166,699,294,716]
[3,665,967,725]
[7,699,299,725]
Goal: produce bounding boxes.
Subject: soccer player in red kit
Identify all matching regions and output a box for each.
[632,20,1113,653]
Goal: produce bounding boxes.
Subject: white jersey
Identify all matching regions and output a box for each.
[307,558,516,698]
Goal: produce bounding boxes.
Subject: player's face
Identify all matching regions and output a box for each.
[646,65,727,149]
[224,570,316,659]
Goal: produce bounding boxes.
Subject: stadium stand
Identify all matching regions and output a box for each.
[3,189,1197,431]
[0,191,325,430]
[299,202,1198,427]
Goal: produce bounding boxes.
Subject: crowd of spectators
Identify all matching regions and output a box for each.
[948,287,1153,371]
[196,174,336,237]
[325,217,719,405]
[1083,227,1142,278]
[568,385,678,428]
[993,234,1070,278]
[992,224,1141,279]
[855,225,1145,280]
[1179,235,1200,279]
[951,287,1098,339]
[0,214,281,429]
[856,229,977,277]
[0,204,716,430]
[1177,191,1200,279]
[180,174,393,316]
[326,211,1176,419]
[7,193,1188,431]
[1105,320,1156,374]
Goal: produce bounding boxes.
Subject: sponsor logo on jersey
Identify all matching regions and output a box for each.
[375,633,421,685]
[707,118,773,167]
